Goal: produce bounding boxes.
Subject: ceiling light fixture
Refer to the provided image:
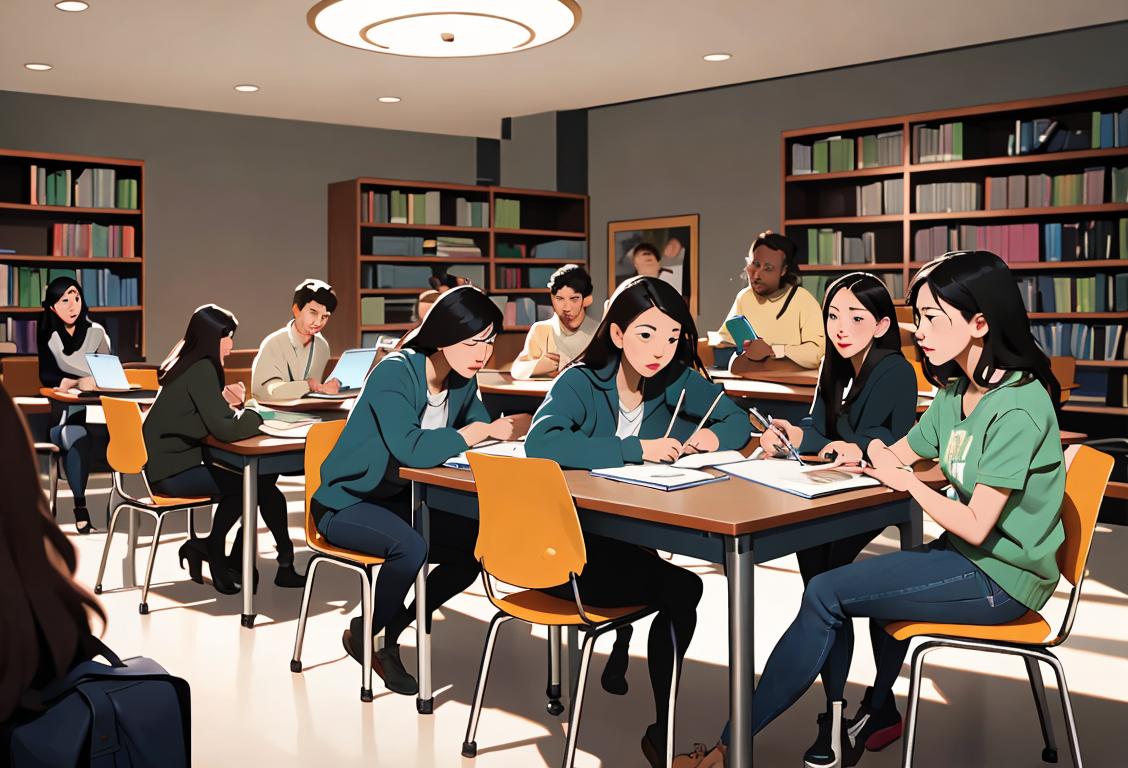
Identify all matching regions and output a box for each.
[703,53,732,62]
[308,0,581,58]
[234,84,260,93]
[24,63,53,71]
[55,1,90,11]
[377,96,401,103]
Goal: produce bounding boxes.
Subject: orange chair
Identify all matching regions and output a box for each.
[289,420,387,702]
[124,367,160,390]
[93,397,216,614]
[887,444,1114,767]
[460,453,677,768]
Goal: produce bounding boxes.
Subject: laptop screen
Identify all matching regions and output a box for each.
[84,353,131,390]
[327,348,380,390]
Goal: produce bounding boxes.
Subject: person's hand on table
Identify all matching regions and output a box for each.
[741,338,773,362]
[321,378,342,395]
[641,438,683,463]
[821,440,863,467]
[458,420,494,447]
[76,376,97,392]
[488,413,532,441]
[866,438,901,471]
[758,418,800,457]
[682,428,720,455]
[222,382,246,411]
[863,464,917,492]
[56,377,79,392]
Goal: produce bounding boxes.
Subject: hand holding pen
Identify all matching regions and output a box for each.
[749,407,805,466]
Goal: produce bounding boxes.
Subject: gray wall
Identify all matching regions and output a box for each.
[588,22,1128,332]
[0,91,476,358]
[501,111,556,190]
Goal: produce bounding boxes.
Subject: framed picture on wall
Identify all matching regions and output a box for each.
[607,214,699,316]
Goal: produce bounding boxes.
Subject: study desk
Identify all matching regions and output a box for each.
[400,464,923,768]
[14,395,50,415]
[38,387,156,406]
[255,395,356,413]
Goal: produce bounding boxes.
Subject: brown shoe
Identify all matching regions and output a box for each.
[340,629,419,696]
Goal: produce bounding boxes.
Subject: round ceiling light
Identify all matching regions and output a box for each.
[234,84,260,93]
[55,1,90,11]
[377,96,401,103]
[24,63,53,71]
[703,53,731,62]
[308,0,581,58]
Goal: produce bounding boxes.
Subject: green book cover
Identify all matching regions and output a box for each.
[92,224,108,258]
[1054,277,1071,312]
[17,268,31,307]
[844,140,855,171]
[1119,219,1127,259]
[807,229,818,265]
[46,172,56,206]
[818,228,835,265]
[952,123,964,160]
[829,140,843,172]
[48,267,77,283]
[813,141,829,174]
[1091,112,1101,149]
[862,135,877,168]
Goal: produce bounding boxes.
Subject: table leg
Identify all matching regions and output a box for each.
[125,508,139,588]
[240,457,259,629]
[413,481,433,715]
[727,534,754,768]
[899,501,923,551]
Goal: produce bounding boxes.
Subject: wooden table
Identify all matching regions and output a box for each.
[256,396,355,413]
[14,395,50,415]
[38,386,156,406]
[400,464,922,768]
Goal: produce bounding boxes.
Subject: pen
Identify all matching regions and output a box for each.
[664,389,686,439]
[749,406,806,466]
[677,391,725,457]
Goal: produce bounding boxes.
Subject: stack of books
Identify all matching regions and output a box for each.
[51,224,137,258]
[435,236,482,259]
[912,122,964,163]
[370,236,425,256]
[915,182,981,213]
[494,198,522,228]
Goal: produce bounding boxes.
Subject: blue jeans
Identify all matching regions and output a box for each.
[50,405,104,506]
[723,536,1028,743]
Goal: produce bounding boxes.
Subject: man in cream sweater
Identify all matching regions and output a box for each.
[251,279,339,400]
[511,265,599,379]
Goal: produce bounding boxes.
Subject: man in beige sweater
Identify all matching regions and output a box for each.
[511,265,599,379]
[251,279,339,400]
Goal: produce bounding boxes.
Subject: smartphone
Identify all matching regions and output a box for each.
[724,315,759,348]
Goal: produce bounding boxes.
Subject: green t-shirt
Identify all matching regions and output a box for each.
[907,372,1065,611]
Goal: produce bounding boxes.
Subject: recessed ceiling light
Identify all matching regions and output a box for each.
[55,1,90,11]
[24,63,53,71]
[703,53,732,62]
[234,84,260,93]
[377,96,401,104]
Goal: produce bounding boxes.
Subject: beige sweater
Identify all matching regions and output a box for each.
[251,321,331,400]
[714,284,825,369]
[511,314,599,379]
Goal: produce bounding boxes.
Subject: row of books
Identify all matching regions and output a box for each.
[804,229,878,265]
[912,122,963,163]
[1090,110,1128,149]
[1031,323,1124,362]
[454,198,492,228]
[360,263,486,290]
[986,168,1115,209]
[436,236,482,259]
[358,190,494,228]
[791,132,903,175]
[914,220,1128,263]
[496,266,557,290]
[494,198,522,229]
[30,166,139,209]
[0,318,36,353]
[1015,273,1128,314]
[856,179,903,215]
[804,272,903,303]
[1007,119,1087,156]
[0,265,139,308]
[915,181,981,213]
[51,223,137,259]
[1043,220,1126,261]
[496,240,587,260]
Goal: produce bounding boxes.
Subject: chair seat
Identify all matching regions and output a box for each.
[34,442,60,454]
[885,609,1052,644]
[308,533,386,567]
[490,589,647,627]
[128,493,213,509]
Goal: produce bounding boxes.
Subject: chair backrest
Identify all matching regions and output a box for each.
[1049,356,1076,405]
[124,368,159,390]
[304,420,347,544]
[1,356,41,396]
[1057,443,1114,586]
[468,453,587,590]
[907,357,930,393]
[100,397,148,474]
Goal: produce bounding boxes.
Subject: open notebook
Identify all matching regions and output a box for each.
[589,464,728,492]
[719,458,880,499]
[253,409,320,439]
[444,440,527,469]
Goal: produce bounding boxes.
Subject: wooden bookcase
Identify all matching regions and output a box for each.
[326,177,588,353]
[780,86,1128,419]
[0,148,145,360]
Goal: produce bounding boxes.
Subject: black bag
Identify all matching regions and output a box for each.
[6,637,191,767]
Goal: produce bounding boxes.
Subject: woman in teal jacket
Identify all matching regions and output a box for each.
[311,286,529,696]
[526,276,749,767]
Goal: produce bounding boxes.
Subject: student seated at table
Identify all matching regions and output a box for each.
[144,304,303,594]
[36,276,111,534]
[311,286,531,695]
[525,276,749,767]
[677,251,1065,768]
[714,231,824,370]
[756,272,917,766]
[251,279,339,401]
[511,264,599,379]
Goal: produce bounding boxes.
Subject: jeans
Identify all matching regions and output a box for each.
[722,536,1028,744]
[50,405,104,507]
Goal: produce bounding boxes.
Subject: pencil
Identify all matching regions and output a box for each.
[663,389,686,438]
[690,391,725,435]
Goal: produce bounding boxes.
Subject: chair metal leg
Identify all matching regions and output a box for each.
[546,625,564,716]
[289,556,325,673]
[561,628,599,768]
[93,503,125,594]
[360,568,374,702]
[48,452,60,519]
[462,612,512,758]
[666,621,679,768]
[138,512,166,614]
[1024,656,1059,763]
[1044,651,1083,768]
[901,643,937,768]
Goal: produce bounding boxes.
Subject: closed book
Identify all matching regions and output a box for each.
[1007,175,1026,209]
[813,140,829,173]
[76,169,93,208]
[360,296,385,325]
[425,191,441,225]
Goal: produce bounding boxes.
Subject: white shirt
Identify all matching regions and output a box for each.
[420,389,449,431]
[615,402,644,439]
[251,320,331,401]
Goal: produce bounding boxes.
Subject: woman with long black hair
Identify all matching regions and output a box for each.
[312,285,530,696]
[526,276,749,767]
[143,304,300,595]
[37,276,111,534]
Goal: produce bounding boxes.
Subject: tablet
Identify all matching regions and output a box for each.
[84,353,133,391]
[724,316,759,348]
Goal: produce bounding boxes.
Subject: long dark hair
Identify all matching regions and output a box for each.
[38,276,92,355]
[401,285,503,355]
[908,251,1060,404]
[159,304,238,387]
[574,276,706,382]
[0,381,105,720]
[817,272,903,438]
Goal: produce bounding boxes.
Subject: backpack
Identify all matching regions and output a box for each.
[6,637,191,767]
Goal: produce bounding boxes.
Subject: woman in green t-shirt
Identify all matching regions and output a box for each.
[677,251,1065,768]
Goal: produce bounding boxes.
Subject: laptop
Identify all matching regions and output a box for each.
[84,353,156,395]
[307,346,383,399]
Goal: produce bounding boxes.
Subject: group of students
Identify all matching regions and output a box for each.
[23,237,1068,768]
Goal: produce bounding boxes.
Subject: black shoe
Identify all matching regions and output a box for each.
[844,687,902,766]
[225,565,260,593]
[640,722,666,768]
[203,538,239,595]
[804,701,845,767]
[73,506,94,535]
[341,628,419,696]
[601,624,632,695]
[273,563,306,588]
[178,540,205,584]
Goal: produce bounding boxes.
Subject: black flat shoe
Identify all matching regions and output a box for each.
[204,539,240,595]
[601,624,632,695]
[73,506,94,535]
[178,540,205,584]
[273,563,306,588]
[342,628,419,696]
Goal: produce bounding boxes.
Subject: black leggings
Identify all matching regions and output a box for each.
[545,535,704,730]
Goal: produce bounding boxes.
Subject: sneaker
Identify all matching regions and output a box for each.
[844,687,902,766]
[804,701,844,768]
[341,627,419,696]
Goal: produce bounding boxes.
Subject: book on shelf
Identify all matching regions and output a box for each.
[0,265,137,308]
[804,228,876,265]
[445,264,485,287]
[371,264,433,289]
[1035,273,1128,314]
[51,223,136,259]
[29,166,135,208]
[912,122,964,163]
[501,297,538,326]
[454,197,490,228]
[494,198,522,229]
[915,181,981,213]
[1032,322,1125,362]
[1112,167,1128,203]
[881,272,904,301]
[1042,220,1122,261]
[495,243,527,259]
[793,132,899,174]
[857,131,903,169]
[371,235,425,256]
[435,236,482,259]
[1091,110,1128,149]
[913,222,1041,263]
[360,296,414,326]
[1,318,38,353]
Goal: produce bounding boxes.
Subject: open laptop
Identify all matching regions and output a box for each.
[83,353,157,395]
[307,346,384,399]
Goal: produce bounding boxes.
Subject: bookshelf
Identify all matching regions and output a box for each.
[0,149,145,360]
[326,177,589,353]
[781,86,1128,418]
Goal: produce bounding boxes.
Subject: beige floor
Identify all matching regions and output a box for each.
[59,475,1126,767]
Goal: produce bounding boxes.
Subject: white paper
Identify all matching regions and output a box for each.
[670,450,746,470]
[720,458,880,498]
[589,464,725,491]
[444,440,527,468]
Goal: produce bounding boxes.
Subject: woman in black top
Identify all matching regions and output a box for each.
[36,277,111,534]
[143,304,299,595]
[757,272,917,765]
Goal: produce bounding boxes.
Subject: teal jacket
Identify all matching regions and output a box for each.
[312,349,491,510]
[525,357,749,469]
